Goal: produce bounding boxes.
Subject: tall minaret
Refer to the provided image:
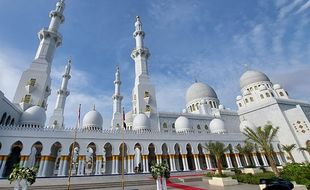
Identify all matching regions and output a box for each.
[111,66,123,129]
[48,59,71,129]
[131,16,159,130]
[13,0,66,111]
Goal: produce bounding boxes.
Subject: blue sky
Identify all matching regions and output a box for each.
[0,0,310,128]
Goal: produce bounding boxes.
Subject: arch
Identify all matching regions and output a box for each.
[196,103,199,110]
[48,142,62,176]
[10,118,15,126]
[213,101,216,108]
[0,112,7,125]
[174,143,183,171]
[27,141,43,168]
[228,144,238,168]
[103,143,112,174]
[118,143,128,174]
[148,143,156,171]
[5,115,11,126]
[260,94,264,99]
[3,141,23,177]
[86,142,97,175]
[68,142,80,176]
[161,143,170,170]
[186,144,195,170]
[209,101,213,108]
[162,122,168,129]
[198,144,207,169]
[197,125,201,130]
[134,143,142,173]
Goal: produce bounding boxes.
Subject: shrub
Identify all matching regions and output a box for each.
[233,172,276,185]
[280,163,310,189]
[204,172,228,178]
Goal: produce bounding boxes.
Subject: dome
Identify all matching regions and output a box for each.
[239,120,256,133]
[186,82,218,104]
[209,118,226,134]
[20,106,46,127]
[273,84,281,90]
[240,70,270,89]
[133,113,151,130]
[175,116,192,133]
[125,111,133,123]
[82,109,103,129]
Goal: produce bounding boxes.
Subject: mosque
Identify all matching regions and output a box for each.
[0,0,309,178]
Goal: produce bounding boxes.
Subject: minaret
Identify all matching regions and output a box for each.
[13,0,66,110]
[111,66,123,129]
[48,59,71,129]
[131,16,159,130]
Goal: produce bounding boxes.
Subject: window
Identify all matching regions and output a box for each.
[189,106,193,112]
[279,92,284,96]
[5,116,11,126]
[260,94,264,99]
[250,97,254,102]
[0,113,7,125]
[254,86,258,90]
[192,104,196,111]
[213,102,216,108]
[133,94,136,100]
[196,103,199,110]
[197,125,201,130]
[145,105,151,112]
[245,98,249,103]
[144,91,150,98]
[266,93,270,97]
[29,78,36,86]
[205,125,208,130]
[163,123,168,129]
[23,95,31,103]
[209,101,213,108]
[271,92,274,97]
[172,123,175,129]
[238,103,242,107]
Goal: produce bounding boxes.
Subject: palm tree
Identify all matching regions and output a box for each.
[235,141,254,166]
[281,144,296,163]
[204,141,229,175]
[298,141,310,155]
[243,124,280,176]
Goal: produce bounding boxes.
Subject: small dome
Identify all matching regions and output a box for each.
[186,82,218,104]
[240,70,270,89]
[239,120,256,133]
[175,116,192,133]
[273,84,281,90]
[20,106,46,127]
[236,95,242,101]
[133,113,151,130]
[258,85,267,91]
[209,118,226,134]
[82,109,103,129]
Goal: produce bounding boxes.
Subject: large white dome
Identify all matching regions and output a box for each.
[20,106,46,127]
[82,109,103,129]
[186,82,218,103]
[240,70,270,89]
[239,120,256,133]
[209,118,226,134]
[133,113,151,131]
[175,116,192,133]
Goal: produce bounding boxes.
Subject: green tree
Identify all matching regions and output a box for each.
[235,141,254,166]
[298,141,310,155]
[204,141,229,175]
[281,144,296,163]
[243,124,280,176]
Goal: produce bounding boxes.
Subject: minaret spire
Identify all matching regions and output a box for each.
[130,16,159,131]
[111,66,123,129]
[13,0,66,111]
[48,58,71,129]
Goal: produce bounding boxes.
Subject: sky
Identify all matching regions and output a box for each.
[0,0,310,128]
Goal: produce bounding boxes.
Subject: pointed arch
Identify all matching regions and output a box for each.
[3,141,23,177]
[174,143,183,171]
[103,142,112,174]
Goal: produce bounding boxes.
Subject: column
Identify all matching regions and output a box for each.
[244,155,250,166]
[225,154,233,168]
[145,155,149,173]
[23,156,29,168]
[0,156,8,177]
[111,155,115,174]
[41,156,50,177]
[234,153,243,168]
[114,155,119,174]
[204,154,212,169]
[169,155,176,171]
[57,157,64,176]
[252,153,260,167]
[182,154,189,171]
[194,154,201,170]
[80,156,85,175]
[61,156,69,176]
[261,154,269,166]
[95,155,102,175]
[156,155,162,164]
[19,156,25,167]
[37,156,45,177]
[276,152,284,165]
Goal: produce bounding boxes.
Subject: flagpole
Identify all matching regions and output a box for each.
[121,107,125,190]
[67,104,81,190]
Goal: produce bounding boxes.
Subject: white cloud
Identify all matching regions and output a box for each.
[296,0,310,14]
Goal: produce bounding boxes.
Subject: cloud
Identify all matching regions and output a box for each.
[296,0,310,14]
[277,0,303,20]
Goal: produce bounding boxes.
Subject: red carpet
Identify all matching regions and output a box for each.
[166,179,207,190]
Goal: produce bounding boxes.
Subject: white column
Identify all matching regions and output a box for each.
[235,154,243,168]
[114,156,119,174]
[276,153,284,165]
[145,156,149,173]
[61,158,68,176]
[261,154,269,166]
[57,158,64,176]
[204,154,211,169]
[252,153,260,167]
[23,157,28,168]
[111,156,116,174]
[182,154,189,171]
[41,158,49,177]
[244,155,250,166]
[0,156,7,177]
[127,156,131,173]
[225,154,233,168]
[80,159,85,175]
[169,155,175,171]
[194,155,201,171]
[37,156,45,177]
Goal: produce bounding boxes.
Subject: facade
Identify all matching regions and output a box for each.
[0,0,309,178]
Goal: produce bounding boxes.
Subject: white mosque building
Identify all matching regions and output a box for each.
[0,0,309,178]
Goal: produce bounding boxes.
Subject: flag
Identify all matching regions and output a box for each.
[123,107,126,129]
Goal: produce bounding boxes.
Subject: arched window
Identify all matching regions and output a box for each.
[145,105,151,112]
[266,93,270,97]
[204,125,208,130]
[279,92,284,96]
[260,94,264,99]
[250,97,254,102]
[197,125,201,130]
[163,123,168,129]
[196,103,199,110]
[0,113,7,125]
[10,119,15,126]
[190,106,193,112]
[5,116,11,126]
[238,103,242,107]
[213,102,216,108]
[245,98,249,103]
[192,104,196,111]
[209,101,213,108]
[254,86,258,90]
[172,123,175,129]
[271,92,274,97]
